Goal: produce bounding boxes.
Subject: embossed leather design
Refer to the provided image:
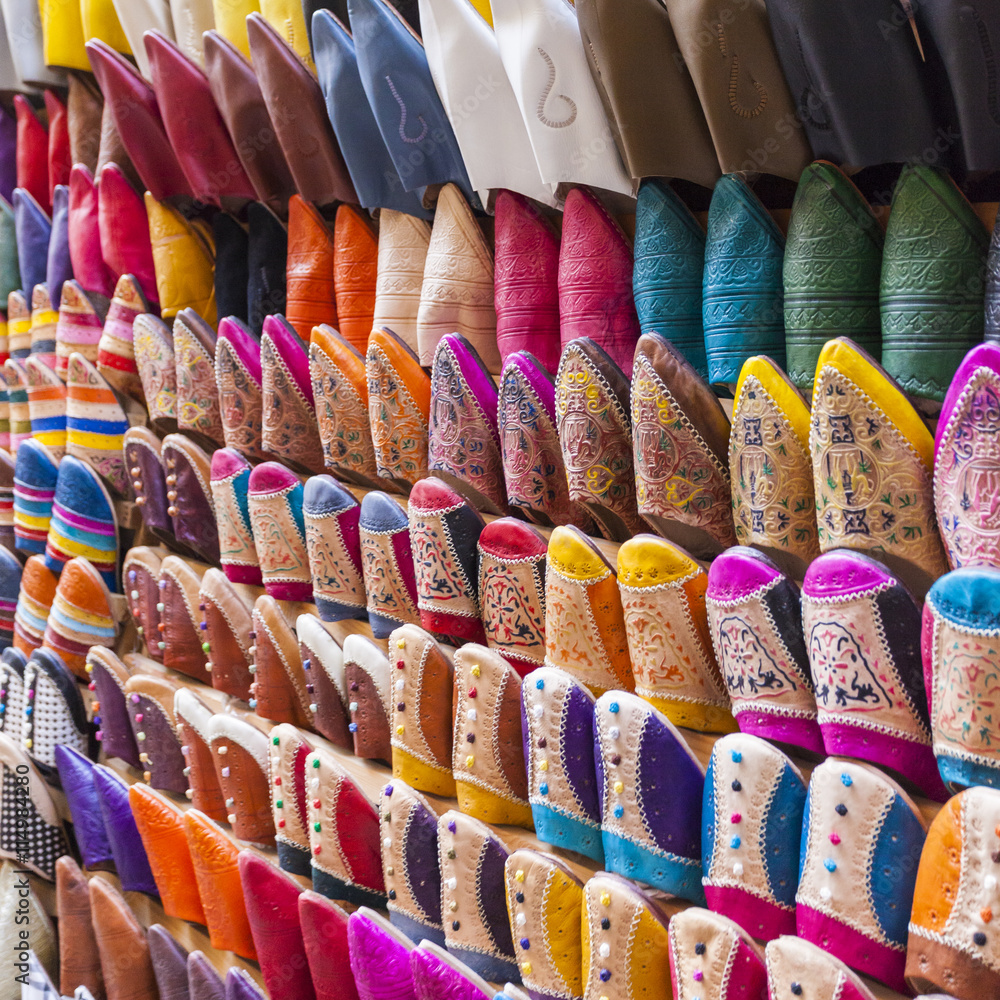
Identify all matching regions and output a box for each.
[208,713,276,846]
[285,195,337,341]
[359,491,420,637]
[705,545,822,753]
[730,355,817,575]
[410,944,493,1000]
[209,448,261,585]
[452,643,531,827]
[499,351,592,531]
[881,164,988,401]
[372,210,430,351]
[174,309,222,445]
[417,184,499,372]
[703,174,786,385]
[810,337,948,598]
[617,534,732,732]
[428,334,507,515]
[247,12,357,207]
[248,462,313,601]
[310,325,380,486]
[936,343,1000,570]
[183,810,257,960]
[215,317,269,461]
[632,180,708,381]
[334,203,378,353]
[555,338,644,541]
[366,326,431,491]
[783,162,883,391]
[558,187,639,378]
[252,593,314,728]
[348,908,417,1000]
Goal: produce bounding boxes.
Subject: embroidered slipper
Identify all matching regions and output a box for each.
[209,447,261,586]
[215,316,270,461]
[371,211,430,349]
[54,279,109,383]
[359,490,420,638]
[248,461,312,602]
[173,308,224,447]
[668,908,767,1000]
[765,936,878,1000]
[28,282,58,369]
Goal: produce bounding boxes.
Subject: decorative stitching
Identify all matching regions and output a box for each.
[385,75,429,144]
[536,47,578,129]
[717,24,767,119]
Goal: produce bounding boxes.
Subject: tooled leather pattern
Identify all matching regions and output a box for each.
[349,913,415,1000]
[261,336,326,472]
[428,345,507,513]
[367,342,429,486]
[478,550,547,669]
[374,211,431,348]
[174,321,223,443]
[361,526,420,627]
[934,366,1000,568]
[305,511,367,614]
[211,472,260,575]
[409,507,482,624]
[249,486,311,588]
[216,340,269,461]
[632,353,735,547]
[730,374,818,561]
[810,367,948,581]
[133,319,177,423]
[310,341,380,481]
[334,208,379,353]
[498,361,591,530]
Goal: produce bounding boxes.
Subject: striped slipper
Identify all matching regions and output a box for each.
[24,355,66,458]
[45,454,119,590]
[0,548,19,651]
[0,448,12,554]
[13,556,58,657]
[66,352,132,496]
[7,290,30,359]
[54,280,108,379]
[3,357,30,452]
[0,382,10,452]
[133,314,177,432]
[97,275,151,401]
[42,556,118,678]
[28,283,58,369]
[13,438,58,555]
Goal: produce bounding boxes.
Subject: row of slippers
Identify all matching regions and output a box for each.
[17,711,1000,1000]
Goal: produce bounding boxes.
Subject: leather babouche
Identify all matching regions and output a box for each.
[22,647,92,771]
[260,314,326,474]
[209,447,262,586]
[359,491,420,638]
[348,907,417,1000]
[299,891,360,1000]
[128,783,206,925]
[555,337,644,541]
[55,857,103,998]
[366,326,431,491]
[92,763,157,894]
[705,545,822,753]
[417,183,499,373]
[477,518,547,677]
[96,163,158,307]
[558,187,639,379]
[617,533,734,733]
[207,712,276,846]
[544,525,633,695]
[39,0,89,72]
[123,672,188,794]
[189,950,227,1000]
[201,570,257,700]
[452,643,531,828]
[802,548,946,801]
[371,210,430,352]
[268,722,315,876]
[935,342,1000,570]
[15,99,51,215]
[110,0,175,77]
[54,746,112,871]
[247,461,312,602]
[247,203,289,332]
[594,691,705,902]
[238,851,317,1000]
[924,567,1000,793]
[765,935,878,1000]
[498,350,592,531]
[797,758,927,993]
[88,876,160,1000]
[183,809,257,960]
[333,203,378,355]
[215,316,270,461]
[296,613,352,750]
[388,623,455,795]
[343,632,392,761]
[311,11,430,218]
[576,0,720,190]
[284,195,337,342]
[881,164,988,402]
[632,332,735,558]
[521,666,601,862]
[203,29,297,214]
[783,161,883,392]
[664,0,812,179]
[86,646,140,767]
[55,281,109,381]
[907,786,1000,998]
[701,732,806,941]
[493,191,561,376]
[309,324,381,487]
[378,779,445,946]
[810,337,948,598]
[504,848,585,1000]
[438,810,518,982]
[581,871,672,1000]
[156,555,211,680]
[247,11,356,208]
[408,476,487,644]
[67,164,114,300]
[14,189,52,299]
[667,907,767,1000]
[306,744,386,907]
[251,594,314,729]
[174,686,228,821]
[702,173,786,386]
[43,556,118,678]
[409,943,494,1000]
[173,308,223,446]
[632,180,708,381]
[428,333,507,516]
[730,354,818,575]
[98,275,152,401]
